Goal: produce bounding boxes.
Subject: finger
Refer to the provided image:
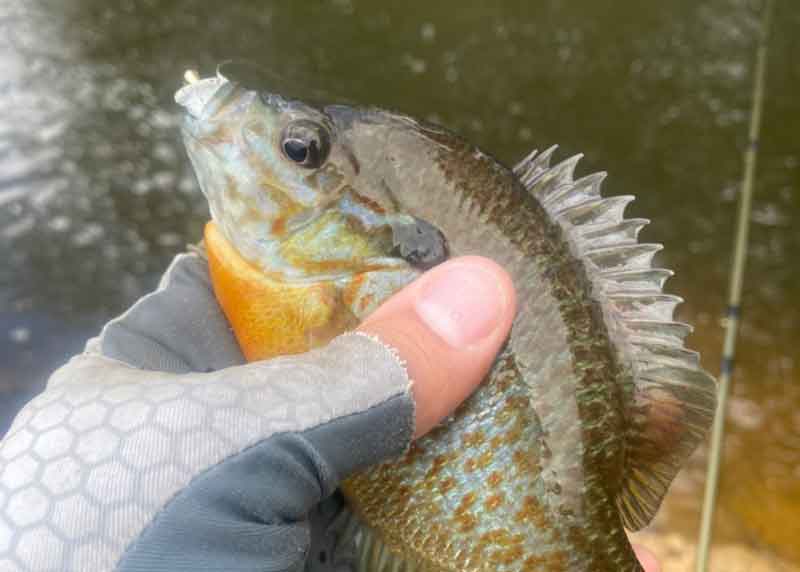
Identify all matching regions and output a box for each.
[633,545,661,572]
[358,256,516,438]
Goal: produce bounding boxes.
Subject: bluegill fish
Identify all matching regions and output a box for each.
[175,69,716,572]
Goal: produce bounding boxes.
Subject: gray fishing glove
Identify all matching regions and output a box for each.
[0,253,414,572]
[0,248,517,572]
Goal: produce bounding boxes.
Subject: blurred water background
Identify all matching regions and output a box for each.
[0,0,797,569]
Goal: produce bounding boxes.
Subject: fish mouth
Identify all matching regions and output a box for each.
[175,75,229,119]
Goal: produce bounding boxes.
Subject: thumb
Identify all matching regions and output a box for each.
[358,256,516,438]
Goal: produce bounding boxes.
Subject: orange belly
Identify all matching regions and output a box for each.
[204,222,357,361]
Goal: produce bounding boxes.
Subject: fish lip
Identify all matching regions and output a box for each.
[175,76,229,118]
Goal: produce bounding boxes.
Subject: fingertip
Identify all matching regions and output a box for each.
[454,256,517,329]
[632,545,660,572]
[411,256,515,350]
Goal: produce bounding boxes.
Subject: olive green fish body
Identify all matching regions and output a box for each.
[340,126,634,570]
[176,72,717,572]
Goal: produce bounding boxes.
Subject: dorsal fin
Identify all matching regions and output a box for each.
[514,147,717,531]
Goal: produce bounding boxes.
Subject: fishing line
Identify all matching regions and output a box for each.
[695,0,774,570]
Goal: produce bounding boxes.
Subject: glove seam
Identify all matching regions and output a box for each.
[345,331,412,389]
[343,330,415,439]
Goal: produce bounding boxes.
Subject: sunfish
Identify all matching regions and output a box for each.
[175,69,716,572]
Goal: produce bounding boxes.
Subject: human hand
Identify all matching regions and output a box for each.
[0,251,660,572]
[634,545,661,572]
[0,253,515,571]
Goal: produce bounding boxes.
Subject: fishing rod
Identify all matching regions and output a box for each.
[695,0,774,570]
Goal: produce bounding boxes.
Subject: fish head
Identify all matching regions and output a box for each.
[176,73,449,281]
[176,72,452,358]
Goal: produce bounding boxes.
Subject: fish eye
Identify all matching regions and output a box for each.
[280,120,330,169]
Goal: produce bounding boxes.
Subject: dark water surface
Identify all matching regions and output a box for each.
[1,0,798,565]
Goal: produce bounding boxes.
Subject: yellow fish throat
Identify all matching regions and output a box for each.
[204,222,359,360]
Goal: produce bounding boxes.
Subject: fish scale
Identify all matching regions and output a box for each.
[176,71,717,571]
[336,140,631,570]
[347,350,568,572]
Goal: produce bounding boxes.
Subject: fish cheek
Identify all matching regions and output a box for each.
[278,211,392,272]
[304,162,347,195]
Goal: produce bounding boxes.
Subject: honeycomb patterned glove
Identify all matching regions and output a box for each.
[0,253,414,572]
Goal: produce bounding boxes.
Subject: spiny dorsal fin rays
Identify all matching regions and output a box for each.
[556,196,635,227]
[513,147,717,532]
[607,292,683,322]
[525,154,584,204]
[631,341,701,369]
[513,144,558,186]
[539,172,608,213]
[624,319,692,343]
[599,269,674,296]
[585,244,663,274]
[577,218,650,249]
